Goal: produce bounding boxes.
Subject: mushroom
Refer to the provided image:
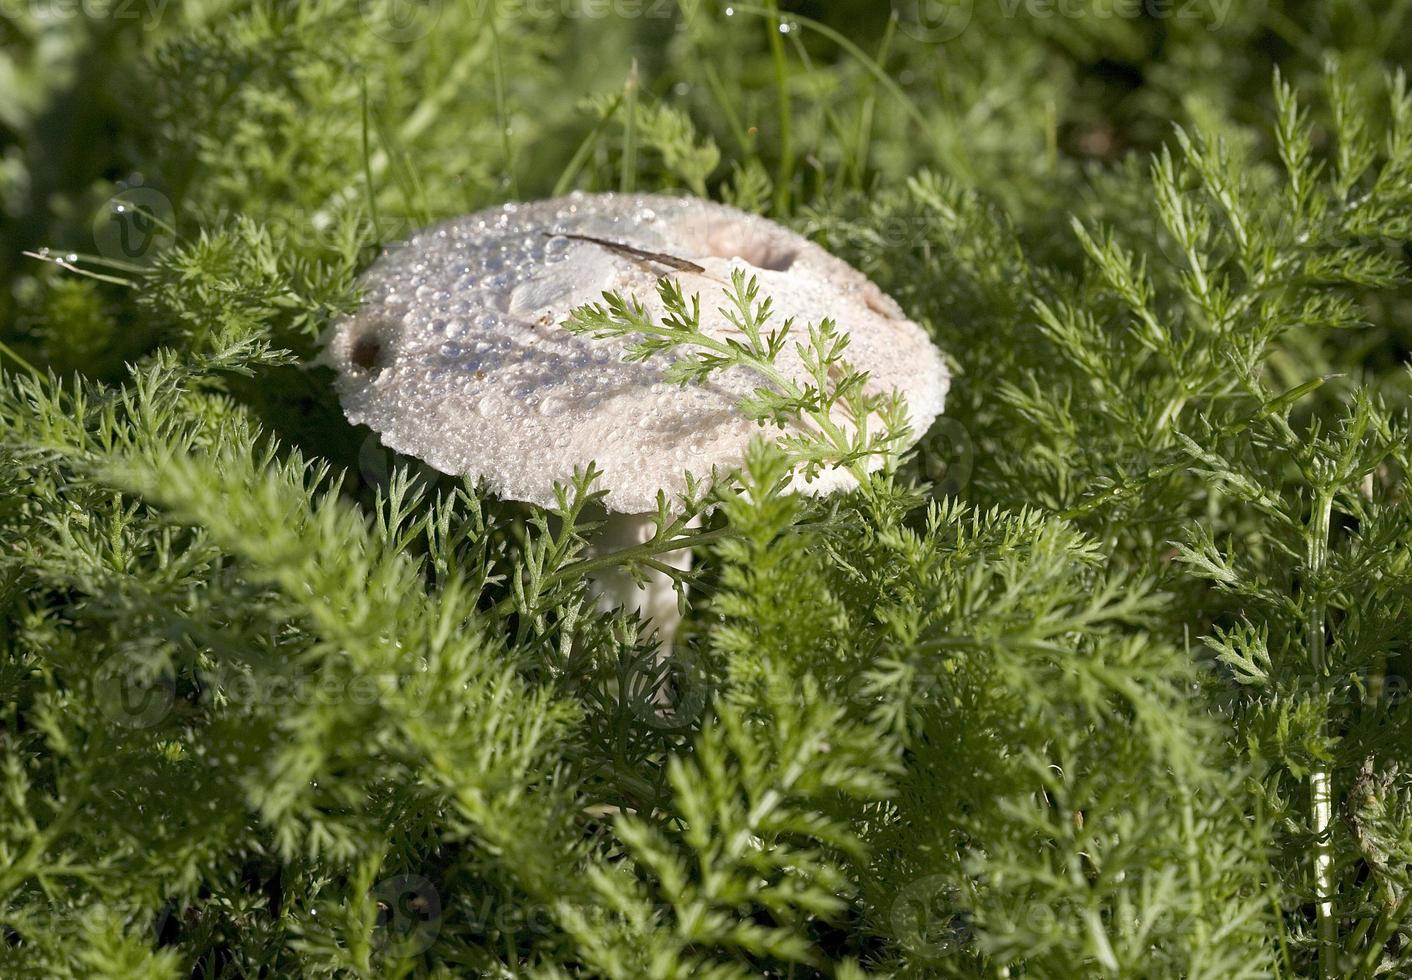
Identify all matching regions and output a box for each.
[322,192,950,653]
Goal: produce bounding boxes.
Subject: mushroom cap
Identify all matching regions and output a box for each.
[323,192,950,513]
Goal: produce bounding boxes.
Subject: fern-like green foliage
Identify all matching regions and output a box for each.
[4,1,1412,977]
[565,270,911,482]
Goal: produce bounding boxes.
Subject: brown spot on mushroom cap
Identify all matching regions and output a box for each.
[349,331,385,371]
[704,223,797,271]
[322,191,950,513]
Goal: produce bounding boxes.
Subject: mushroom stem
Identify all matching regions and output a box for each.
[585,512,694,655]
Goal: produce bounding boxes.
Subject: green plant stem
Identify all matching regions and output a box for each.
[491,526,738,619]
[734,4,930,133]
[361,78,383,243]
[1308,489,1336,978]
[621,60,638,194]
[556,527,733,587]
[552,92,625,196]
[763,0,794,213]
[702,61,754,154]
[0,339,40,377]
[311,32,496,228]
[487,0,518,197]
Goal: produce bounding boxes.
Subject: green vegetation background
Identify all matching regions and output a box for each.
[3,0,1412,976]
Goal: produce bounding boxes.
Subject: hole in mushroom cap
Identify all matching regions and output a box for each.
[862,281,904,320]
[704,222,797,271]
[349,329,386,372]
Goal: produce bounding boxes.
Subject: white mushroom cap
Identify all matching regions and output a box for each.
[323,192,950,513]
